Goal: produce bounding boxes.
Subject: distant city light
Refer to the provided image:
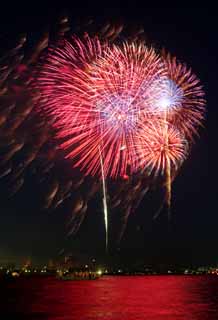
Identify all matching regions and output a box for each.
[97,270,102,275]
[12,272,19,277]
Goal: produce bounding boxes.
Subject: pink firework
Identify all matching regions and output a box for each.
[34,35,167,178]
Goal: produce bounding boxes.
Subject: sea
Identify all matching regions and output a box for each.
[1,275,218,319]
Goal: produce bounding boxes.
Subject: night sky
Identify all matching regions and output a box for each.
[0,4,215,267]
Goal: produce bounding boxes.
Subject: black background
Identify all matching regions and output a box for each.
[0,3,215,267]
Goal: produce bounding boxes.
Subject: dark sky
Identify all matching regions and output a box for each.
[0,3,215,267]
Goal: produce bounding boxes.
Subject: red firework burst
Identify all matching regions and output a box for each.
[34,35,167,178]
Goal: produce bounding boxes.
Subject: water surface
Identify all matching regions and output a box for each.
[1,275,218,319]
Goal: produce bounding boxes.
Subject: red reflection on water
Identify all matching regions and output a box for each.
[1,276,218,320]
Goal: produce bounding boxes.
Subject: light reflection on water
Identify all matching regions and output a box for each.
[1,275,218,320]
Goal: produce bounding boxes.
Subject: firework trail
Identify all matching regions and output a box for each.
[164,109,172,220]
[99,146,108,252]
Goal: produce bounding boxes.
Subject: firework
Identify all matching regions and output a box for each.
[0,18,206,246]
[134,119,188,216]
[34,37,167,179]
